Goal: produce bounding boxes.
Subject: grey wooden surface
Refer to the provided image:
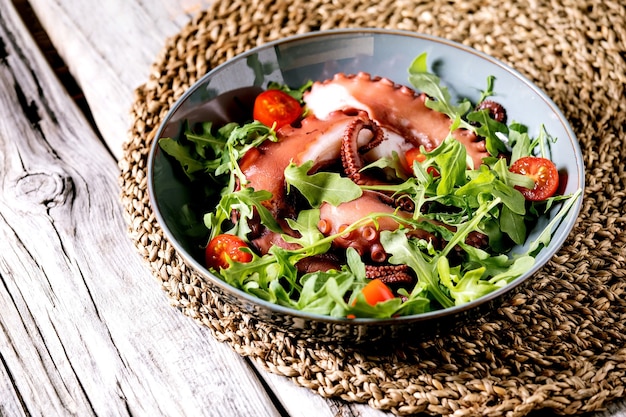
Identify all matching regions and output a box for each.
[1,0,624,416]
[0,0,387,416]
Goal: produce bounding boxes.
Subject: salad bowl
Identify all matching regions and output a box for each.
[147,29,584,343]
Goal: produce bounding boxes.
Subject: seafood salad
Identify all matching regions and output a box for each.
[159,53,581,319]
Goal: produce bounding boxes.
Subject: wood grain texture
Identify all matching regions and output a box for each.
[14,1,394,416]
[0,2,282,416]
[11,0,626,416]
[18,0,214,159]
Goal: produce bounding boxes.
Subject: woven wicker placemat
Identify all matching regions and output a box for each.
[119,0,626,415]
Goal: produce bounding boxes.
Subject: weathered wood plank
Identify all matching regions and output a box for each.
[16,0,626,416]
[15,1,395,416]
[0,2,282,416]
[18,0,214,158]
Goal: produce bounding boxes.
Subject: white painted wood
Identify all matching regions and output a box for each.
[0,2,281,416]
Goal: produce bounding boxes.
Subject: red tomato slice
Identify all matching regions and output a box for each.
[253,89,302,129]
[509,156,559,201]
[405,147,427,168]
[205,234,253,270]
[405,147,439,177]
[359,279,395,306]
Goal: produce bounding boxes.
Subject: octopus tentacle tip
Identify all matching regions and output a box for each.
[361,226,378,241]
[476,100,507,124]
[348,243,365,257]
[399,85,416,96]
[317,219,332,234]
[338,224,352,239]
[370,244,388,263]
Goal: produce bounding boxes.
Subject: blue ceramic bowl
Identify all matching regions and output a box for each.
[148,29,584,343]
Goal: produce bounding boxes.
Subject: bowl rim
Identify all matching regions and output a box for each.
[147,27,585,326]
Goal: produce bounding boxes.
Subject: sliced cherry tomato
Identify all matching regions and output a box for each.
[205,234,253,270]
[252,89,302,129]
[426,166,440,177]
[509,156,559,201]
[359,279,395,306]
[405,147,427,168]
[405,147,439,177]
[347,279,397,318]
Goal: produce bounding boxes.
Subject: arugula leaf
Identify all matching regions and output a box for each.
[223,246,361,317]
[346,294,407,319]
[345,247,367,280]
[440,196,503,257]
[477,75,496,104]
[508,124,534,163]
[380,229,454,309]
[362,151,410,181]
[394,296,432,316]
[220,122,277,187]
[526,188,582,255]
[158,121,238,180]
[460,241,536,284]
[499,204,527,245]
[427,136,467,195]
[437,257,498,305]
[267,80,313,102]
[157,138,198,174]
[407,53,473,130]
[536,124,557,159]
[361,176,432,220]
[455,162,526,216]
[220,249,291,299]
[160,120,277,190]
[466,109,509,156]
[488,255,535,284]
[204,187,281,240]
[284,161,363,207]
[283,209,332,255]
[294,271,355,316]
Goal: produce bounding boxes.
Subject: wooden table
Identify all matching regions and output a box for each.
[0,1,624,416]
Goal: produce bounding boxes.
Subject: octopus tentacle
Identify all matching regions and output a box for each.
[476,100,507,124]
[365,264,414,286]
[296,253,342,274]
[318,190,412,263]
[239,110,370,219]
[340,117,386,185]
[305,71,491,168]
[339,116,416,212]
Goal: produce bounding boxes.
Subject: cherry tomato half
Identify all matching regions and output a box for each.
[359,279,395,306]
[509,156,559,201]
[405,147,439,177]
[253,89,302,129]
[405,147,427,168]
[205,234,253,270]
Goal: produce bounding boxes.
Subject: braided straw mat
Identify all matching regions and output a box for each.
[119,0,626,415]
